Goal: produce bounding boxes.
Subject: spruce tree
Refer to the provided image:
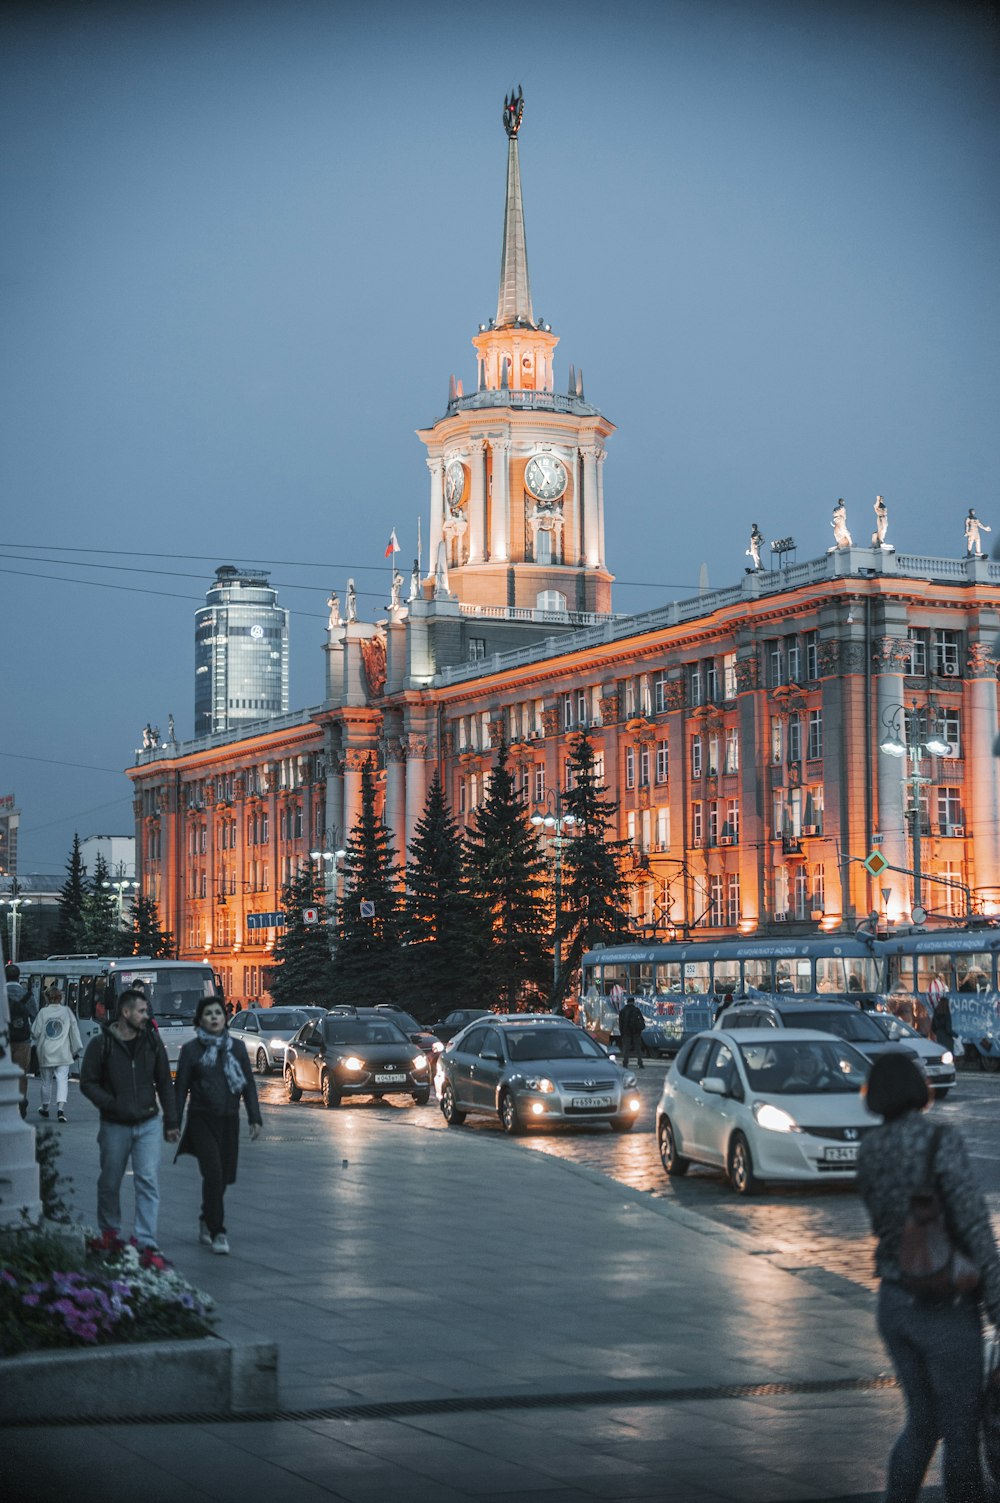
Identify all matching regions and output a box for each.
[129,893,174,958]
[332,761,404,1005]
[557,730,634,1005]
[81,854,125,956]
[269,864,335,1005]
[52,834,88,955]
[400,773,479,1020]
[465,740,549,1011]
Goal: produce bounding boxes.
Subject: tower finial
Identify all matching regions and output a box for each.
[502,86,524,138]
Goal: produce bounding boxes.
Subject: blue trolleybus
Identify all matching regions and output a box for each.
[877,928,1000,1069]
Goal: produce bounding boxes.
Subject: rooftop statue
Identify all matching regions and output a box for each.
[965,507,991,557]
[830,500,852,550]
[746,523,764,572]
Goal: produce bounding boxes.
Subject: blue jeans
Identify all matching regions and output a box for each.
[877,1279,987,1503]
[97,1117,163,1249]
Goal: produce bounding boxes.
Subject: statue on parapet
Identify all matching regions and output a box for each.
[327,590,341,629]
[965,507,991,557]
[389,569,404,612]
[871,495,892,550]
[346,579,358,623]
[830,499,852,550]
[745,523,764,572]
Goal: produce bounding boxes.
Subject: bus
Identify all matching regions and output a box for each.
[18,955,224,1073]
[877,928,1000,1069]
[580,934,884,1054]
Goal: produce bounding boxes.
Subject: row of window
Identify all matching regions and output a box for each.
[770,711,824,764]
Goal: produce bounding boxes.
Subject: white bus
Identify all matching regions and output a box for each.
[18,955,224,1072]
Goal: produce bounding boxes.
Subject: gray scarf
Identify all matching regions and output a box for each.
[195,1027,246,1095]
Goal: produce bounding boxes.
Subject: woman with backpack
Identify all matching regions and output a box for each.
[31,984,82,1123]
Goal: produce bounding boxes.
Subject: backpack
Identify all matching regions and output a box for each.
[7,986,30,1044]
[898,1125,981,1302]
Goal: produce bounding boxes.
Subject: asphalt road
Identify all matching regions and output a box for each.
[259,1055,1000,1301]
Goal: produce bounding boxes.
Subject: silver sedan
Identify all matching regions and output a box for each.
[229,1007,325,1074]
[435,1013,642,1135]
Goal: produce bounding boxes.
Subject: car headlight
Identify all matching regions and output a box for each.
[412,1054,427,1071]
[623,1073,638,1089]
[431,1040,444,1053]
[752,1101,801,1133]
[524,1076,556,1093]
[940,1051,954,1065]
[342,1056,365,1071]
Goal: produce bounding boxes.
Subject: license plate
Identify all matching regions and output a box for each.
[375,1073,407,1085]
[571,1094,613,1108]
[821,1145,858,1163]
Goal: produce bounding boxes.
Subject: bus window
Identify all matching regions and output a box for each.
[915,953,952,996]
[815,956,845,993]
[602,964,631,995]
[792,959,813,993]
[77,978,94,1020]
[655,962,682,993]
[637,964,655,996]
[888,954,915,991]
[712,960,741,995]
[744,959,772,991]
[956,952,991,992]
[683,961,710,994]
[93,977,109,1022]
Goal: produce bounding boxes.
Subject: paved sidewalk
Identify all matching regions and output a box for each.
[4,1083,936,1503]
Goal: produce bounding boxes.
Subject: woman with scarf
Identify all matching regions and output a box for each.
[175,997,262,1255]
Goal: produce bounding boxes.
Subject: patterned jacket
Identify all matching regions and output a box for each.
[857,1109,1000,1323]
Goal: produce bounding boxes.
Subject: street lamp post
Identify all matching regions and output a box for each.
[530,793,576,998]
[879,702,951,916]
[309,829,346,947]
[1,879,31,964]
[102,864,139,925]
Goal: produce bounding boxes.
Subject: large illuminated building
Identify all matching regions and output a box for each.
[129,97,1000,1005]
[195,565,290,736]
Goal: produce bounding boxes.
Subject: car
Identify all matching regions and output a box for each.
[713,998,923,1067]
[284,1009,431,1108]
[374,1005,445,1060]
[228,1006,326,1075]
[656,1028,877,1194]
[429,1008,493,1045]
[435,1012,642,1135]
[867,1010,957,1097]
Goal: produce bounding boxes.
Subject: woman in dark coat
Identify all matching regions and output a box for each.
[930,993,956,1055]
[175,996,261,1256]
[857,1052,1000,1502]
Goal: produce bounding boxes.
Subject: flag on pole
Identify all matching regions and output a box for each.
[384,529,399,558]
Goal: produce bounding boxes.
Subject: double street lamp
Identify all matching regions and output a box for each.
[309,830,347,943]
[530,793,576,996]
[102,866,139,923]
[1,879,31,964]
[879,703,951,914]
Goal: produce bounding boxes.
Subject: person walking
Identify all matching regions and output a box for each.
[79,987,179,1252]
[30,985,82,1123]
[174,996,261,1256]
[5,962,37,1119]
[618,997,646,1069]
[857,1052,1000,1503]
[930,992,956,1056]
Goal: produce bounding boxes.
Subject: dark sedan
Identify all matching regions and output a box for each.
[375,1005,445,1061]
[429,1008,492,1045]
[285,1012,431,1108]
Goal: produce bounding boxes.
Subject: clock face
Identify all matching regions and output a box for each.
[525,454,567,502]
[445,461,465,507]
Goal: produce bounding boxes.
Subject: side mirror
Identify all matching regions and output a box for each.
[701,1076,727,1096]
[481,1048,503,1063]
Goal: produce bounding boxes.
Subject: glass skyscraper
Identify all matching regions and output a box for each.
[195,566,289,736]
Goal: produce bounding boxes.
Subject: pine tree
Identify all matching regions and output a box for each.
[332,761,405,1005]
[400,773,479,1020]
[81,854,126,956]
[557,730,634,1004]
[465,740,549,1011]
[269,864,335,1005]
[129,893,174,958]
[52,834,88,955]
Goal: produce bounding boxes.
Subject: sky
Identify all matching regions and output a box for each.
[2,0,998,875]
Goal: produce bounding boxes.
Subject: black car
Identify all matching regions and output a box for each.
[374,1005,444,1062]
[429,1008,492,1045]
[284,1010,431,1108]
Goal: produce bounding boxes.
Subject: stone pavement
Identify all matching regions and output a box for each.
[3,1081,945,1503]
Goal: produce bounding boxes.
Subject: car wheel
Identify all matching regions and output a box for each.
[728,1131,758,1195]
[499,1091,523,1135]
[255,1048,270,1076]
[609,1116,634,1133]
[412,1089,431,1106]
[440,1083,466,1125]
[321,1071,341,1109]
[285,1070,302,1103]
[980,1053,1000,1074]
[935,1087,950,1100]
[658,1118,689,1176]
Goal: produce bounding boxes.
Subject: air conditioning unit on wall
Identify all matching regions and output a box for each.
[940,662,959,678]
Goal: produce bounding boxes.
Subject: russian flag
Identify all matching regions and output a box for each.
[385,529,399,558]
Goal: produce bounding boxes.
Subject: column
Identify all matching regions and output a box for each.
[427,458,445,567]
[581,446,599,568]
[874,650,908,916]
[489,437,510,561]
[384,741,407,864]
[342,751,366,841]
[595,449,607,570]
[468,439,486,564]
[324,762,344,847]
[967,645,1000,902]
[404,735,430,850]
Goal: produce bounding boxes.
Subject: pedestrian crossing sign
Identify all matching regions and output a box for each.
[863,850,890,877]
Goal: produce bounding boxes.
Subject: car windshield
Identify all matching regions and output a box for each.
[114,967,218,1021]
[738,1039,870,1094]
[506,1028,606,1062]
[786,1009,886,1043]
[258,1012,308,1032]
[323,1019,408,1046]
[383,1011,422,1032]
[871,1013,921,1043]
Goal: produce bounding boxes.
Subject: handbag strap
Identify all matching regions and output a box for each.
[921,1122,944,1191]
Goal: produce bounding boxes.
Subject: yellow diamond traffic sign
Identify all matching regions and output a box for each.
[864,849,890,877]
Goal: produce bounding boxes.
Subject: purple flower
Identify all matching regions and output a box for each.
[22,1293,40,1307]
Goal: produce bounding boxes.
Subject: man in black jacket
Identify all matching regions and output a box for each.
[618,997,646,1069]
[80,989,179,1251]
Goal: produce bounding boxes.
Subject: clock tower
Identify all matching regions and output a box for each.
[417,89,615,616]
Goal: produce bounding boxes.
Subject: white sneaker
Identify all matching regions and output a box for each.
[211,1233,230,1256]
[198,1219,212,1246]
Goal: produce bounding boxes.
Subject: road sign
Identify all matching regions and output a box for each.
[246,911,286,930]
[302,907,319,924]
[863,850,890,877]
[359,900,375,919]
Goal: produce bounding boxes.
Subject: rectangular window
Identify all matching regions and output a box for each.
[768,642,784,687]
[725,728,739,773]
[468,638,486,661]
[691,736,702,778]
[624,679,636,717]
[805,632,819,681]
[939,708,961,759]
[794,868,809,920]
[705,662,719,703]
[534,765,545,803]
[692,802,703,845]
[906,633,927,676]
[625,746,636,789]
[788,714,802,763]
[562,693,574,730]
[723,653,737,700]
[727,798,740,842]
[260,813,268,844]
[639,746,651,786]
[593,752,605,782]
[804,786,823,835]
[771,717,783,764]
[708,874,724,927]
[708,801,720,845]
[726,872,741,927]
[933,630,960,676]
[459,781,467,814]
[656,806,670,850]
[655,739,669,783]
[654,673,670,714]
[787,641,801,684]
[639,674,652,715]
[576,689,588,725]
[641,809,651,852]
[774,865,789,917]
[627,811,637,846]
[708,735,720,776]
[773,794,785,839]
[812,863,825,914]
[937,788,963,833]
[689,665,703,706]
[807,709,823,760]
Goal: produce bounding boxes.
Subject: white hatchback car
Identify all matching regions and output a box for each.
[656,1028,877,1195]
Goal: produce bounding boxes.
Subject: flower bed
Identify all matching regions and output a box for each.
[0,1227,215,1356]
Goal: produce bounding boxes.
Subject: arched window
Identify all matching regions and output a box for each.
[536,590,567,614]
